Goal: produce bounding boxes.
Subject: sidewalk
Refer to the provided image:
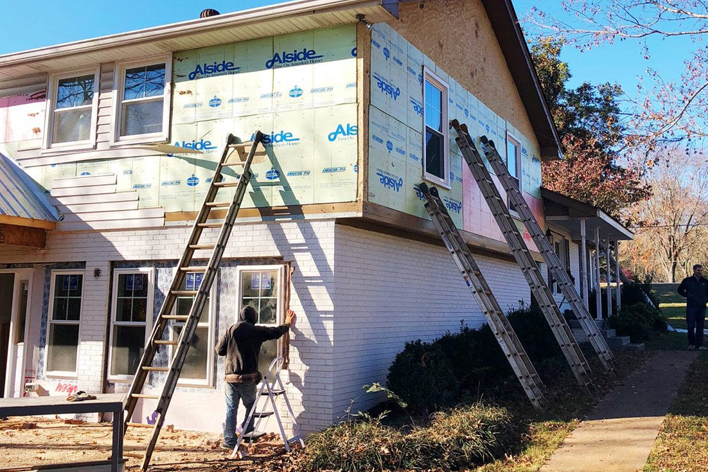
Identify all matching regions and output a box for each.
[541,350,697,472]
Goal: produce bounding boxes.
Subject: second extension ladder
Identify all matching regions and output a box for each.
[450,120,593,389]
[124,132,265,470]
[231,357,305,458]
[420,183,545,409]
[473,131,615,371]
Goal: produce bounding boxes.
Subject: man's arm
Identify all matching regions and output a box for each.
[215,329,229,356]
[257,310,297,341]
[678,279,688,298]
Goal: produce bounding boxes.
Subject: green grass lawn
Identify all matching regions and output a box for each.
[645,283,689,350]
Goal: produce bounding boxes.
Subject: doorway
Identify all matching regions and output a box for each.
[0,270,32,398]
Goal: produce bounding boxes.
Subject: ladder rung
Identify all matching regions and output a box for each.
[262,389,285,396]
[142,366,169,372]
[162,315,189,321]
[131,394,160,400]
[189,244,215,250]
[227,141,254,149]
[242,431,266,440]
[180,266,207,272]
[154,340,179,346]
[214,181,240,187]
[198,222,222,228]
[206,202,230,208]
[171,290,198,296]
[223,161,247,167]
[253,411,274,418]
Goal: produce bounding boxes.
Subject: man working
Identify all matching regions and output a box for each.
[215,306,296,450]
[677,264,708,351]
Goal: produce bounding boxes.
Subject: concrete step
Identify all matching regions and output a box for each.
[621,343,645,351]
[606,336,631,348]
[569,319,581,329]
[601,329,616,339]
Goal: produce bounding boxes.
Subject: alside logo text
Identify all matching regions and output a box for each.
[443,196,462,214]
[376,170,403,192]
[251,130,300,146]
[188,60,240,80]
[373,73,401,101]
[328,123,358,142]
[168,139,217,156]
[266,49,324,69]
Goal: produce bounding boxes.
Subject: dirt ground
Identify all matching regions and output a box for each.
[0,417,302,471]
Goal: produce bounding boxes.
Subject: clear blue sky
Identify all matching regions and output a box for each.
[0,0,691,106]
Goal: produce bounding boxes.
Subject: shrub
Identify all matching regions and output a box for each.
[387,305,563,412]
[622,279,659,308]
[608,302,668,342]
[386,340,459,413]
[403,403,517,469]
[300,402,516,471]
[300,415,406,471]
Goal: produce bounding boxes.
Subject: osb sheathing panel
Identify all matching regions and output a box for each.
[391,0,537,149]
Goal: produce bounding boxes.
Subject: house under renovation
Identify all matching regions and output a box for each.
[0,0,633,439]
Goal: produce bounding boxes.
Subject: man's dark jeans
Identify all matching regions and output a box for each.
[223,382,257,448]
[686,305,706,347]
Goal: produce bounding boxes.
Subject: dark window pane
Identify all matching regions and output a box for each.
[121,100,163,136]
[47,324,79,372]
[174,326,208,380]
[55,275,68,297]
[117,298,132,322]
[507,140,519,178]
[53,298,67,320]
[133,298,147,322]
[425,81,442,131]
[260,272,278,297]
[56,75,94,109]
[132,274,148,298]
[68,275,83,297]
[425,130,444,179]
[111,326,145,376]
[67,298,82,320]
[176,296,209,323]
[259,299,277,325]
[242,272,260,298]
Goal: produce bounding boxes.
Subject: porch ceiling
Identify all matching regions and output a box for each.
[541,187,633,242]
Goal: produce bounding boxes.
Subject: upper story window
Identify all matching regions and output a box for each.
[45,69,99,150]
[113,57,171,144]
[506,133,522,214]
[423,68,450,187]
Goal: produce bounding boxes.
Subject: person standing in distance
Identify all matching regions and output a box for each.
[677,264,708,351]
[215,306,296,449]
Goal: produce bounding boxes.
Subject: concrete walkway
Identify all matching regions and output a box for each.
[541,350,698,472]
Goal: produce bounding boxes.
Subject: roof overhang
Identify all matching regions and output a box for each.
[542,187,633,242]
[0,0,395,83]
[479,0,562,160]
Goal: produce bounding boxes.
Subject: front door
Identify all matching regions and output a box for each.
[0,270,31,398]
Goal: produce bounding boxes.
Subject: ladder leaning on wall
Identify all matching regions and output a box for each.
[123,131,266,471]
[471,128,615,371]
[419,182,545,409]
[450,119,594,390]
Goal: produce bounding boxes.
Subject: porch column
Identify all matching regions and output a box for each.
[606,239,613,316]
[615,240,622,310]
[595,227,602,320]
[580,219,588,308]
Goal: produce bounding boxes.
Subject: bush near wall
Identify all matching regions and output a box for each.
[387,305,563,413]
[608,302,668,342]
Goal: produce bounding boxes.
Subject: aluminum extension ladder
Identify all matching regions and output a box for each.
[231,357,305,459]
[450,120,593,389]
[124,131,265,471]
[472,128,615,371]
[419,183,545,409]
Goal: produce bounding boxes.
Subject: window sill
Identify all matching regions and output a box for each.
[111,133,168,147]
[423,173,451,191]
[45,372,79,380]
[41,142,96,155]
[176,381,216,389]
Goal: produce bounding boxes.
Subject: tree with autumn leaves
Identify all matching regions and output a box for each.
[530,37,650,222]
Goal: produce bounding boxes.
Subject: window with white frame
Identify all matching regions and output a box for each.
[114,58,171,143]
[236,266,284,377]
[170,272,215,386]
[45,69,99,149]
[108,268,154,380]
[46,272,83,375]
[506,134,522,213]
[423,69,450,187]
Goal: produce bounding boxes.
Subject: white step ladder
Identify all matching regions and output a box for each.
[419,182,545,409]
[231,357,304,459]
[450,120,594,389]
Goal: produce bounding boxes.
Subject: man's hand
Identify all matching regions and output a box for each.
[285,309,296,327]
